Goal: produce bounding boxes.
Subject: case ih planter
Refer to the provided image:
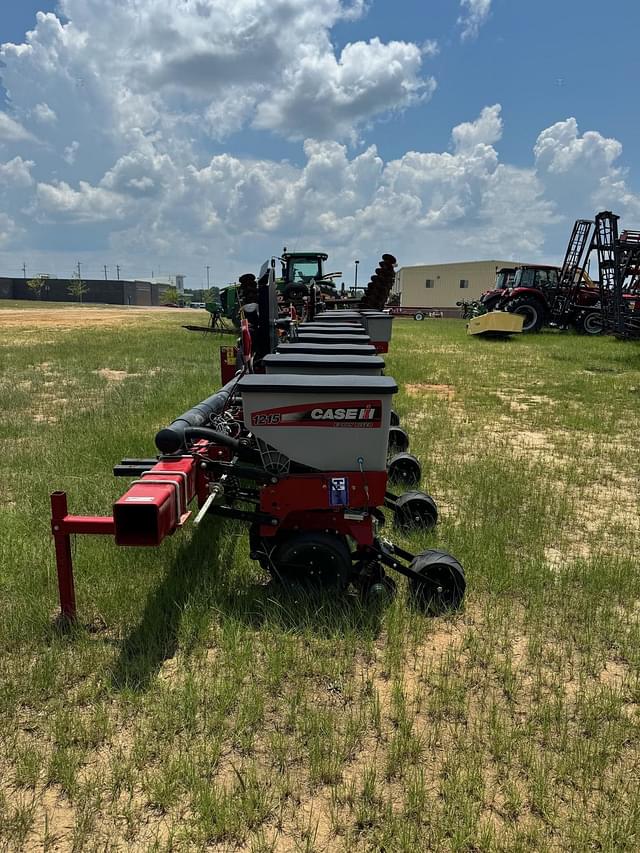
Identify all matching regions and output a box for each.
[50,254,464,621]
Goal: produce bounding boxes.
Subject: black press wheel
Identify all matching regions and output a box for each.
[360,574,397,604]
[393,491,438,532]
[387,453,422,488]
[575,309,604,335]
[270,532,352,590]
[505,296,545,332]
[409,549,466,614]
[390,409,400,427]
[388,426,410,454]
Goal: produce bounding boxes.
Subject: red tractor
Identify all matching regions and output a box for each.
[479,220,604,334]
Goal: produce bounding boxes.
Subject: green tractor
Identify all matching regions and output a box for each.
[219,251,341,325]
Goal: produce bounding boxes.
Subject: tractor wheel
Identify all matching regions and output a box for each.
[409,550,466,614]
[388,426,410,454]
[270,532,352,590]
[283,285,308,303]
[414,312,425,321]
[387,453,422,488]
[574,310,604,335]
[393,491,438,532]
[505,296,545,332]
[390,409,400,426]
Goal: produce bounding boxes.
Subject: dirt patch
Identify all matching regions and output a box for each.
[94,368,142,382]
[405,383,455,400]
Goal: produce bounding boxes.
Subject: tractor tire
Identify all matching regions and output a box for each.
[270,532,352,590]
[505,295,545,332]
[387,453,422,488]
[388,426,410,454]
[574,310,604,335]
[390,409,400,427]
[408,549,466,614]
[393,491,438,532]
[283,285,308,303]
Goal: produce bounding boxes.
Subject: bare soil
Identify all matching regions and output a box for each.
[0,305,199,329]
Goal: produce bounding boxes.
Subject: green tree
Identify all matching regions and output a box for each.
[162,286,179,304]
[27,275,47,300]
[68,272,88,303]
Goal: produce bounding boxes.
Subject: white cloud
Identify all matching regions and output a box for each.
[0,111,36,143]
[0,156,35,187]
[0,1,427,147]
[35,180,129,223]
[253,38,434,141]
[458,0,492,41]
[534,118,640,221]
[63,140,79,165]
[452,104,502,152]
[0,213,23,247]
[32,103,57,124]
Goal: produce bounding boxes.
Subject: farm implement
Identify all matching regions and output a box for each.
[469,210,640,339]
[50,253,465,623]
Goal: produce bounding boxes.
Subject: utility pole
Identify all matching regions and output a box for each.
[22,262,27,279]
[103,265,108,280]
[116,265,120,280]
[354,259,359,289]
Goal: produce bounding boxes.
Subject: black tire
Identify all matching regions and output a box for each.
[414,312,425,321]
[574,310,604,335]
[388,426,410,454]
[393,491,438,532]
[283,285,308,302]
[390,410,400,427]
[409,549,466,614]
[505,295,545,332]
[387,453,422,488]
[270,532,352,590]
[360,574,397,603]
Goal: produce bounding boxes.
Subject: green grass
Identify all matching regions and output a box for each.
[1,314,640,851]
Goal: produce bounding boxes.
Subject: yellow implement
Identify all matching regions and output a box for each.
[467,311,524,337]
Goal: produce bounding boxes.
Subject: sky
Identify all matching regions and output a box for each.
[0,0,639,289]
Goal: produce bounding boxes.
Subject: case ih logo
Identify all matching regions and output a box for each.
[251,399,382,428]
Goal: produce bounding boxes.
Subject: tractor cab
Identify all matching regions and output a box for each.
[511,265,560,292]
[280,251,331,302]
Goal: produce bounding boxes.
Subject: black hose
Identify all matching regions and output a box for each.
[155,378,237,453]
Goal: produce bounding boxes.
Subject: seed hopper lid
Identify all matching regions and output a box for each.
[277,343,377,355]
[239,373,398,395]
[263,354,385,369]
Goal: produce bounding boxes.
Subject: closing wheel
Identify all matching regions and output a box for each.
[390,409,400,427]
[270,532,352,590]
[393,491,438,532]
[387,453,422,488]
[361,574,397,603]
[388,426,410,454]
[409,549,466,614]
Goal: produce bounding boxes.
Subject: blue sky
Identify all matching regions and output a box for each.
[0,0,638,287]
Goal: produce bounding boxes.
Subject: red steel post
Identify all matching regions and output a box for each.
[50,491,77,622]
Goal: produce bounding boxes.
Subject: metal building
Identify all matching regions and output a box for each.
[395,260,523,317]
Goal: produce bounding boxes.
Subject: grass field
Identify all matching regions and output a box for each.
[1,307,640,851]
